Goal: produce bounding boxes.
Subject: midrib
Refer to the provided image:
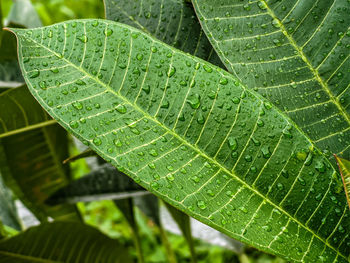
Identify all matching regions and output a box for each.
[262,0,350,126]
[19,22,346,260]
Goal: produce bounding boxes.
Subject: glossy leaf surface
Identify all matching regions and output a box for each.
[192,0,350,162]
[0,221,132,262]
[104,0,224,68]
[11,20,350,262]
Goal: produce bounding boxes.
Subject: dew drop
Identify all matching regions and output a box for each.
[197,200,207,210]
[30,69,40,78]
[116,104,127,113]
[93,137,102,146]
[104,28,113,36]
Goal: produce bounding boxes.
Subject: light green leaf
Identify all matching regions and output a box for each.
[0,86,78,221]
[192,0,350,162]
[335,155,350,209]
[104,0,224,68]
[0,221,132,262]
[11,20,350,262]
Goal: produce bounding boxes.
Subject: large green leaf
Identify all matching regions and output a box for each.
[104,0,224,68]
[0,86,78,221]
[192,0,350,162]
[0,221,132,262]
[10,20,350,262]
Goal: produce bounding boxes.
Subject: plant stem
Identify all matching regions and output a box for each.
[159,224,177,263]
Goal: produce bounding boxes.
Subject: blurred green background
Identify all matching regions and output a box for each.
[1,0,287,262]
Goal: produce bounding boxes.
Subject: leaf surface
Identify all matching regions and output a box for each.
[335,155,350,209]
[192,0,350,162]
[0,221,132,262]
[11,20,350,262]
[104,0,224,68]
[0,86,78,221]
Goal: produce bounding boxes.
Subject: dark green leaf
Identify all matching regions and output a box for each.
[165,202,197,263]
[0,86,78,221]
[192,0,350,162]
[46,163,147,205]
[104,0,224,68]
[11,20,350,262]
[0,221,132,262]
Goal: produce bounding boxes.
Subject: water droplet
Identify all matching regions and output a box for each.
[206,189,215,197]
[30,69,40,78]
[167,165,174,171]
[136,53,143,61]
[219,78,228,85]
[187,94,201,109]
[197,200,207,210]
[93,137,102,146]
[149,149,158,157]
[116,104,127,113]
[72,101,83,110]
[245,155,252,162]
[113,139,122,147]
[239,206,248,213]
[104,28,113,36]
[166,174,175,181]
[227,137,238,151]
[76,79,86,85]
[78,35,88,43]
[262,225,272,232]
[168,66,176,77]
[39,81,47,90]
[203,65,213,73]
[261,146,271,159]
[151,181,160,190]
[69,120,79,129]
[315,161,326,173]
[277,183,284,190]
[232,97,240,104]
[151,46,158,53]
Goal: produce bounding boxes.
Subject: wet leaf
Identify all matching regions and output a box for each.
[10,20,350,262]
[192,0,350,163]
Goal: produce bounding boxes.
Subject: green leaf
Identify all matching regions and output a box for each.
[192,0,350,162]
[0,86,78,221]
[63,148,97,164]
[11,20,350,262]
[46,163,147,205]
[0,173,21,232]
[104,0,224,68]
[0,221,132,262]
[335,155,350,209]
[165,202,197,263]
[0,86,56,139]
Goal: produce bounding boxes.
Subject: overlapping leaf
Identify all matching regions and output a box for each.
[335,155,350,209]
[104,0,224,68]
[192,0,350,163]
[10,20,350,262]
[0,173,21,232]
[0,221,132,262]
[0,86,78,221]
